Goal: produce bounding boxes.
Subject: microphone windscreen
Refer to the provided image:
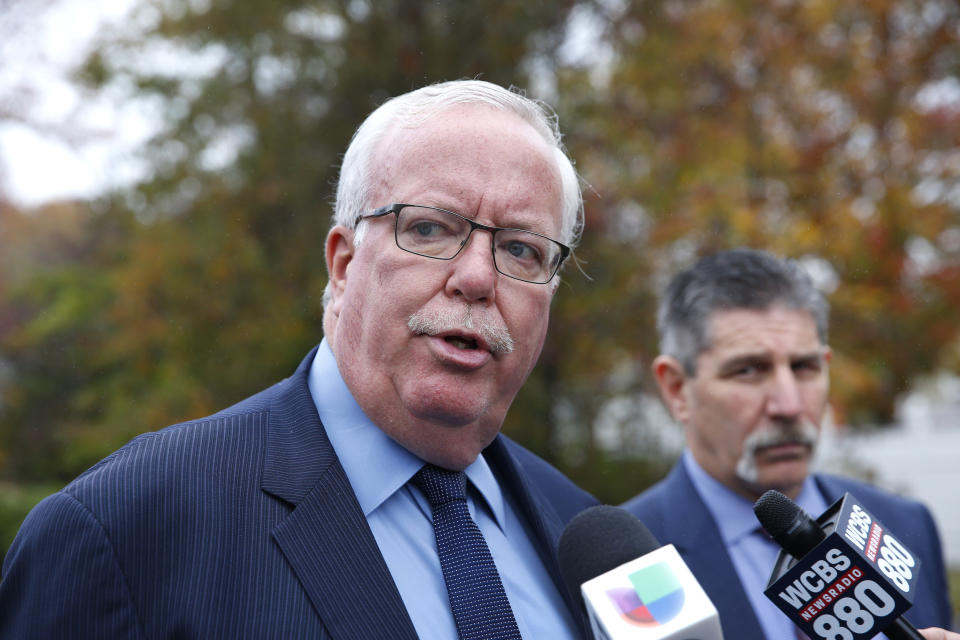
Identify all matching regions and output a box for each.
[753,489,825,558]
[558,505,660,606]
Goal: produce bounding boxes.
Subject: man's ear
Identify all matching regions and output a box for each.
[652,355,692,423]
[325,225,355,316]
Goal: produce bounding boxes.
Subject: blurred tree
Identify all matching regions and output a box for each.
[0,200,128,479]
[550,0,960,445]
[3,0,960,531]
[1,0,605,488]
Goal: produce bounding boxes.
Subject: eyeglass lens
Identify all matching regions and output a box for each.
[394,206,563,283]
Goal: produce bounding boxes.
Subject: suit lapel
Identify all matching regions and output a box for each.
[661,463,766,640]
[261,348,419,640]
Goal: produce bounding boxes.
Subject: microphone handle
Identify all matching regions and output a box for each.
[885,616,926,640]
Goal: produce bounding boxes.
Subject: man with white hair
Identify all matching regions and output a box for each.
[623,248,955,639]
[1,80,597,639]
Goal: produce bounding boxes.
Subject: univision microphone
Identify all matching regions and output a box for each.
[558,505,723,640]
[753,490,924,640]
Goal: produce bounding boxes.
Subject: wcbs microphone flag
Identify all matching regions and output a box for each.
[763,493,921,640]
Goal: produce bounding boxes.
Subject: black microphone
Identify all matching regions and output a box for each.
[754,490,924,640]
[559,504,661,600]
[559,505,724,640]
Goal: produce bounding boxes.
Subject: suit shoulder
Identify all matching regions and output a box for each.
[621,469,675,517]
[62,380,289,505]
[620,480,667,513]
[619,463,693,540]
[0,491,144,638]
[816,473,931,516]
[815,473,943,550]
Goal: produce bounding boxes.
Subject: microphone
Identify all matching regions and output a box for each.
[754,490,924,640]
[559,505,724,640]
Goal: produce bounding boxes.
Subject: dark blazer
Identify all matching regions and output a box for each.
[0,346,598,639]
[621,460,953,639]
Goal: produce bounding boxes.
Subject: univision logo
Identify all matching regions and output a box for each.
[605,562,685,626]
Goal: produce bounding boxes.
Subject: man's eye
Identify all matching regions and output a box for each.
[731,363,766,378]
[503,240,539,261]
[411,221,443,236]
[793,360,821,374]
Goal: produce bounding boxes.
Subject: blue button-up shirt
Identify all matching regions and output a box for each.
[308,339,578,639]
[681,450,883,639]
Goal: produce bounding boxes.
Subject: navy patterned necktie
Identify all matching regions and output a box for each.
[411,463,523,640]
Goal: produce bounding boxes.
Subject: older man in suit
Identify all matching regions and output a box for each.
[0,80,597,639]
[623,248,955,639]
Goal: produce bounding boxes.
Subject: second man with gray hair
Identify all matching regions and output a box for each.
[622,247,953,639]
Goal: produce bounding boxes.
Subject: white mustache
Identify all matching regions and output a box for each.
[735,419,819,485]
[744,420,819,455]
[408,306,514,354]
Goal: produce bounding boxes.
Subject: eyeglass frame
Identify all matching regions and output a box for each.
[354,203,571,284]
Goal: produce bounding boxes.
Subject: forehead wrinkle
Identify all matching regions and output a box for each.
[710,308,819,344]
[700,309,824,372]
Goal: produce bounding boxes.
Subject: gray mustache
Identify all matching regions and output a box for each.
[408,306,514,354]
[746,420,819,452]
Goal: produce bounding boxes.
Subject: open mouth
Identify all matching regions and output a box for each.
[444,335,479,350]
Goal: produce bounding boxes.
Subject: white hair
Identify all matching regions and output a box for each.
[324,80,583,305]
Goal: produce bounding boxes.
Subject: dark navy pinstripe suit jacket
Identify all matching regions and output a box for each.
[621,461,954,639]
[0,346,598,639]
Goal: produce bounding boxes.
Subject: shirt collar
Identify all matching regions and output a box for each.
[307,339,507,529]
[683,449,827,544]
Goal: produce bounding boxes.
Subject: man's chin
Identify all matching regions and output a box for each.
[402,421,500,471]
[405,394,492,429]
[738,455,812,499]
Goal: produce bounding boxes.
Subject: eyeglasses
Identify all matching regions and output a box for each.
[356,203,570,284]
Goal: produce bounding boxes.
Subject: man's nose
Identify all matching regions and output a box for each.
[444,229,498,302]
[766,367,804,417]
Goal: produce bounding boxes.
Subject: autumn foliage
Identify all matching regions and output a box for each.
[1,0,959,530]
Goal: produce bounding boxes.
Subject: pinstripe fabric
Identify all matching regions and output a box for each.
[0,492,144,639]
[0,345,598,639]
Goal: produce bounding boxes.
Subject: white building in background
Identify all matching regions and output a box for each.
[817,377,960,568]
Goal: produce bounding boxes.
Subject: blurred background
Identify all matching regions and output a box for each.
[1,0,959,616]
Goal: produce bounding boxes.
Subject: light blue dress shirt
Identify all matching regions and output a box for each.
[307,339,578,640]
[682,450,890,640]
